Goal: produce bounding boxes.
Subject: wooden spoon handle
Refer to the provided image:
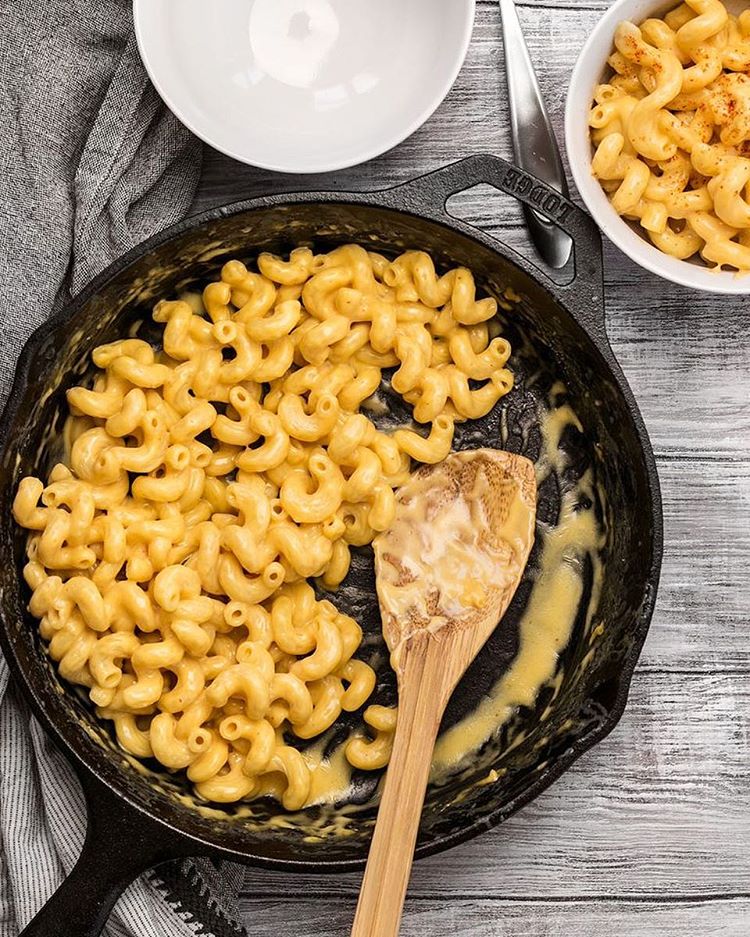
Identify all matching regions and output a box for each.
[351,634,451,937]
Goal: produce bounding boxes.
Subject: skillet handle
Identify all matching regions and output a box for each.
[382,154,605,329]
[19,766,198,937]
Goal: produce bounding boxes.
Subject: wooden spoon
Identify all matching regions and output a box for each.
[351,448,537,937]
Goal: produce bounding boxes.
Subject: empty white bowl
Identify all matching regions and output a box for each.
[565,0,749,294]
[134,0,475,174]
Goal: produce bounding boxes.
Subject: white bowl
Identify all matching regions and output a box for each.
[565,0,749,294]
[133,0,475,174]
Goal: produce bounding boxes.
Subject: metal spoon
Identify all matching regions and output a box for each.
[498,0,572,268]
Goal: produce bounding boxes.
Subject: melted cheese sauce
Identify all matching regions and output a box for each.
[377,485,498,625]
[430,393,605,779]
[374,452,533,667]
[298,387,606,805]
[433,476,602,773]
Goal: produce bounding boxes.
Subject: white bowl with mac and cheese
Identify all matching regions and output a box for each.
[566,0,750,293]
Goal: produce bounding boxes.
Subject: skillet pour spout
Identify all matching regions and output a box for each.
[0,155,662,937]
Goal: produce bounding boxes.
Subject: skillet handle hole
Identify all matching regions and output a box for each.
[445,184,575,287]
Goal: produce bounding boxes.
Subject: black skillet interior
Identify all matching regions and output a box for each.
[0,156,662,871]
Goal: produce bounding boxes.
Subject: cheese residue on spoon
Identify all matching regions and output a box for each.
[373,450,535,669]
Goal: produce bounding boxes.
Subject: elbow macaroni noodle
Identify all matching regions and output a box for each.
[14,244,514,808]
[589,0,750,272]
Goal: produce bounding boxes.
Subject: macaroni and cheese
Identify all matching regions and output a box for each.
[589,0,750,272]
[13,244,513,808]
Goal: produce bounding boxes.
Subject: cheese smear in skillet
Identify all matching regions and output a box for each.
[300,392,605,807]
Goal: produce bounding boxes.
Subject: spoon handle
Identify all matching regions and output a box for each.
[351,635,452,937]
[498,0,572,269]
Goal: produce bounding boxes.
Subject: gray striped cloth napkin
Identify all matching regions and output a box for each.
[0,2,247,934]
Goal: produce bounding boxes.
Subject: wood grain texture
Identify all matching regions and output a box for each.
[238,898,750,937]
[351,637,456,937]
[191,0,750,933]
[642,459,750,671]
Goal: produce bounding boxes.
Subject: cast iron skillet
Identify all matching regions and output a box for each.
[0,155,662,937]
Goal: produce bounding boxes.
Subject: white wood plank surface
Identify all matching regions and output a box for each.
[646,459,750,671]
[236,896,750,937]
[235,897,750,937]
[192,0,750,933]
